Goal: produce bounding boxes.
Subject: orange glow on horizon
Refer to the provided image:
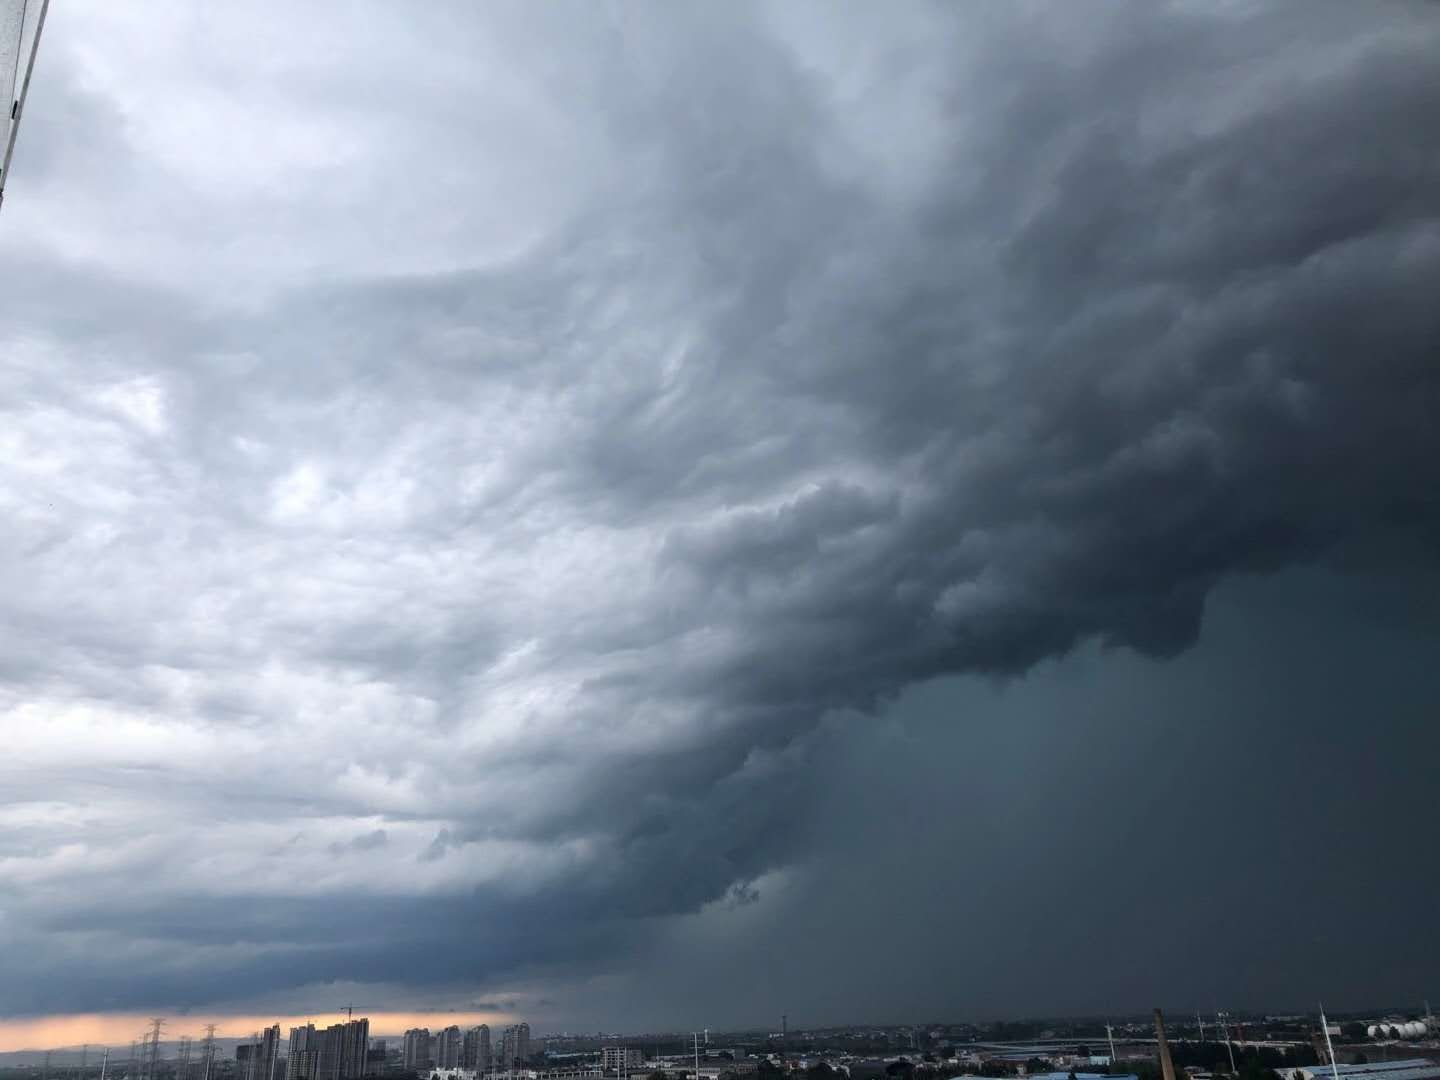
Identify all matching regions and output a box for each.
[0,1012,508,1054]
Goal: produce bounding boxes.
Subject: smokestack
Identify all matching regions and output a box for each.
[1155,1009,1178,1080]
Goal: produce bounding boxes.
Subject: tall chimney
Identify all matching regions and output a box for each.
[1155,1009,1178,1080]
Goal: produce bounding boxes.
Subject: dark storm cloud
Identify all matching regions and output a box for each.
[1,0,1438,1023]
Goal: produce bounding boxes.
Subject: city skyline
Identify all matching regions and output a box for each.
[4,1005,1438,1057]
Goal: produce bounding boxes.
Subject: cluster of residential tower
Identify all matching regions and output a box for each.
[402,1024,532,1074]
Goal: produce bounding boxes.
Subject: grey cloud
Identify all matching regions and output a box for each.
[0,0,1437,1023]
[329,829,388,856]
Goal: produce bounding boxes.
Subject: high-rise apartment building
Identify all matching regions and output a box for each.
[462,1027,491,1072]
[435,1027,463,1070]
[288,1026,319,1080]
[343,1019,371,1080]
[257,1026,283,1080]
[402,1029,432,1072]
[239,1026,283,1080]
[290,1020,370,1080]
[315,1027,341,1080]
[498,1025,530,1071]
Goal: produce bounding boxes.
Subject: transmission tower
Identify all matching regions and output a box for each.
[148,1020,166,1080]
[202,1026,217,1080]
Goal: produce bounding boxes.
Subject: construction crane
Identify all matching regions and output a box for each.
[0,0,51,214]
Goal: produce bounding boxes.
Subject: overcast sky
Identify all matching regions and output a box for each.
[2,0,1439,1049]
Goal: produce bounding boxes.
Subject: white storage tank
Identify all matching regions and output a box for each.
[1367,1025,1380,1039]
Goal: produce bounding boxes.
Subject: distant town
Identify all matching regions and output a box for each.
[3,1007,1439,1080]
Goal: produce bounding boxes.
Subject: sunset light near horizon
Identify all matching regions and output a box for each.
[0,1014,506,1056]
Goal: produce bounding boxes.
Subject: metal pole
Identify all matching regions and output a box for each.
[1319,1006,1341,1080]
[1155,1010,1177,1080]
[0,0,51,213]
[100,1049,110,1080]
[1217,1013,1236,1074]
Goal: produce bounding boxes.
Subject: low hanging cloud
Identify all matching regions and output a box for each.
[0,0,1437,1021]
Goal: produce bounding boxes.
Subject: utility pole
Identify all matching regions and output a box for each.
[100,1048,111,1080]
[1196,1015,1205,1044]
[1106,1024,1118,1066]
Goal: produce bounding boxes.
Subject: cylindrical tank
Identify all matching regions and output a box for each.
[1367,1026,1380,1039]
[1379,1024,1397,1038]
[1406,1022,1426,1039]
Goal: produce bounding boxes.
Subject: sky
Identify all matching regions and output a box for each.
[1,0,1439,1053]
